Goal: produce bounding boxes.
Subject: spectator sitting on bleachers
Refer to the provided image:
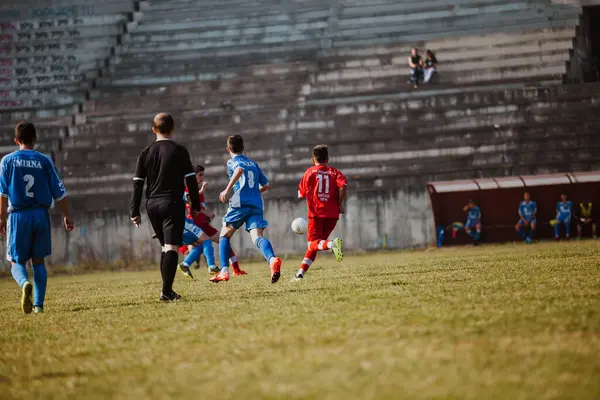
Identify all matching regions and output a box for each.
[423,50,438,84]
[408,48,423,88]
[576,200,597,240]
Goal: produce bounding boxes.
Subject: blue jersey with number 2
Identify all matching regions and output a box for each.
[226,155,269,210]
[0,150,67,211]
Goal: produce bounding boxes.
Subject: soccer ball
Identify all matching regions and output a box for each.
[291,217,308,235]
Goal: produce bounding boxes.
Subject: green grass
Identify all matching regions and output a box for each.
[1,241,599,400]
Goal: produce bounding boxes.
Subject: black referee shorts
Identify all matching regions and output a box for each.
[146,198,186,246]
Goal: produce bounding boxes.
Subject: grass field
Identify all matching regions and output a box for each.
[1,241,599,400]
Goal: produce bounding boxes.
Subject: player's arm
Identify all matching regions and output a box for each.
[336,171,348,214]
[181,148,201,213]
[0,158,9,234]
[130,152,146,227]
[257,165,270,194]
[220,167,243,203]
[46,156,74,231]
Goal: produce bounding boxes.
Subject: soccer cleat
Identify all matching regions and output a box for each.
[210,270,230,283]
[33,306,44,314]
[270,257,282,284]
[292,271,304,282]
[208,265,220,275]
[525,237,533,244]
[232,269,248,276]
[178,263,194,280]
[21,281,33,314]
[331,238,343,263]
[160,291,181,302]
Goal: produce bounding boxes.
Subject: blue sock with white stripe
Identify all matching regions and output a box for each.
[11,263,29,288]
[32,263,47,307]
[255,237,275,264]
[183,245,203,267]
[219,237,231,270]
[201,240,216,268]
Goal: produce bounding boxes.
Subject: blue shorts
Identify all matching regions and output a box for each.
[465,219,480,229]
[557,214,571,223]
[182,218,204,246]
[223,207,268,231]
[6,208,51,264]
[518,218,536,225]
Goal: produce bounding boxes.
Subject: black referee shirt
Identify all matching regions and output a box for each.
[129,139,200,218]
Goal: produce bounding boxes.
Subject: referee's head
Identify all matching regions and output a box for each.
[152,113,174,137]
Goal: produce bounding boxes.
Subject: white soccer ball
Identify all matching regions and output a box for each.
[291,217,308,235]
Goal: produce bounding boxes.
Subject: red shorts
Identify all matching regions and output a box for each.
[307,217,338,242]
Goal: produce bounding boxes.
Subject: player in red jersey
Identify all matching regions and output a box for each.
[177,165,246,279]
[294,144,347,280]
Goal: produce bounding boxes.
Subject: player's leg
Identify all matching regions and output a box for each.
[211,208,244,282]
[554,218,561,240]
[177,220,207,280]
[296,218,322,280]
[156,200,185,301]
[196,221,220,274]
[527,219,536,243]
[473,222,482,244]
[577,221,583,239]
[249,227,281,283]
[465,220,473,237]
[209,233,245,275]
[30,209,52,313]
[7,211,34,314]
[516,220,527,240]
[592,221,597,239]
[565,218,571,239]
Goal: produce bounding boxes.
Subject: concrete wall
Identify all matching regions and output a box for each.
[41,189,434,266]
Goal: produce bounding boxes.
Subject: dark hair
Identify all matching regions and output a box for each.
[15,121,36,145]
[193,165,205,174]
[313,144,329,163]
[153,113,174,134]
[227,135,244,153]
[468,199,475,204]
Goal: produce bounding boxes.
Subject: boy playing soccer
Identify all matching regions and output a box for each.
[212,135,282,283]
[294,145,346,280]
[0,121,74,314]
[177,165,246,279]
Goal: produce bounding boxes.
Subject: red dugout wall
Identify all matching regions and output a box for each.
[427,172,600,244]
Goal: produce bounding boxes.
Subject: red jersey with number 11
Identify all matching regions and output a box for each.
[299,165,347,219]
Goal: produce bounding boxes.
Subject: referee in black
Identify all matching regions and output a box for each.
[129,113,201,301]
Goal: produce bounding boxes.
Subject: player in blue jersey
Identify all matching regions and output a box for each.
[515,191,536,244]
[463,200,482,245]
[0,122,73,314]
[555,193,573,240]
[212,135,282,283]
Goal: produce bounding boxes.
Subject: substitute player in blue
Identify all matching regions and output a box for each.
[515,191,536,244]
[0,122,73,314]
[463,200,482,245]
[555,193,573,241]
[212,135,282,283]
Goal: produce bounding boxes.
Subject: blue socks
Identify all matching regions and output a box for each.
[183,245,203,267]
[565,222,571,236]
[32,263,47,307]
[219,236,231,268]
[201,240,216,267]
[11,263,29,288]
[474,231,480,241]
[518,228,527,239]
[255,237,275,263]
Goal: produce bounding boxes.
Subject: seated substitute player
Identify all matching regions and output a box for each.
[0,121,74,314]
[212,135,282,283]
[554,193,573,241]
[177,165,246,279]
[463,200,482,245]
[515,191,536,244]
[576,200,596,240]
[294,144,346,281]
